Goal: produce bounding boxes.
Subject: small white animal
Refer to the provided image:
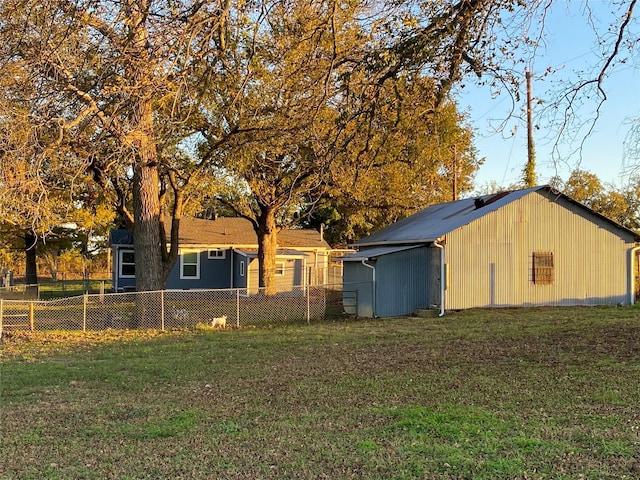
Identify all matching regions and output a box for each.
[211,315,227,329]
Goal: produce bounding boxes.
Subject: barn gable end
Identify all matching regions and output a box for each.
[445,188,637,309]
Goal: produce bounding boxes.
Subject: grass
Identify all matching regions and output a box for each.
[0,279,112,300]
[1,306,640,479]
[37,279,112,300]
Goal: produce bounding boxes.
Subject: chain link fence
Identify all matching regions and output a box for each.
[0,284,39,300]
[0,284,355,336]
[0,280,112,301]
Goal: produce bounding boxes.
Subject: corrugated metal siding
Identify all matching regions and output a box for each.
[446,190,636,308]
[429,247,442,308]
[343,262,374,317]
[375,246,431,317]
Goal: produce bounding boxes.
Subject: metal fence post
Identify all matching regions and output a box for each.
[161,290,165,331]
[0,299,3,339]
[306,285,310,324]
[83,294,87,332]
[236,288,240,328]
[30,301,35,332]
[323,285,327,319]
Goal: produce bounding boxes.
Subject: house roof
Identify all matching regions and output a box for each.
[109,217,331,249]
[235,249,310,258]
[354,185,640,247]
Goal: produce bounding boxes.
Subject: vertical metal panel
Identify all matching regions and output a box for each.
[342,246,432,318]
[343,262,374,318]
[446,190,636,309]
[375,246,431,317]
[429,247,442,307]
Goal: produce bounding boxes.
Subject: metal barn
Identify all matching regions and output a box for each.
[342,186,640,318]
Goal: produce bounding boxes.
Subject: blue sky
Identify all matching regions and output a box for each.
[456,1,640,192]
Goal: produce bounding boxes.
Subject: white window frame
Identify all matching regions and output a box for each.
[275,261,286,276]
[180,249,201,279]
[119,250,136,278]
[207,249,226,260]
[240,261,245,277]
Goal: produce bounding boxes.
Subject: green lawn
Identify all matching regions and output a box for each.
[2,307,640,479]
[37,279,112,300]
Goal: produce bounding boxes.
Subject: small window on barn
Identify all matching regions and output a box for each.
[533,252,554,285]
[275,261,286,276]
[239,261,245,277]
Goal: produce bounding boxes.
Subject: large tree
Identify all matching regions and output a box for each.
[318,98,480,246]
[0,64,82,284]
[195,0,370,292]
[0,0,237,290]
[196,0,484,289]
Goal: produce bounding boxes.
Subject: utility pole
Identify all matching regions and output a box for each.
[524,68,536,187]
[452,144,458,201]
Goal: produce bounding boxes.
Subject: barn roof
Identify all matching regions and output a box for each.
[340,245,423,262]
[109,217,331,249]
[354,185,640,247]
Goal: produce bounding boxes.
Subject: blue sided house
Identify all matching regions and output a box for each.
[110,217,332,293]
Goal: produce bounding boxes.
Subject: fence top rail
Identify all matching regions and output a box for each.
[0,284,39,289]
[1,300,43,306]
[0,283,345,305]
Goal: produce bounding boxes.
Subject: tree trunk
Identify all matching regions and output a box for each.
[256,206,278,295]
[160,185,183,281]
[125,1,166,293]
[133,156,164,292]
[24,231,38,285]
[131,140,164,328]
[130,93,164,293]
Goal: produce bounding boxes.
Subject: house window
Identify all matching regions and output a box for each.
[208,249,226,260]
[119,250,135,278]
[240,261,245,277]
[180,250,200,279]
[533,252,554,285]
[275,261,286,276]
